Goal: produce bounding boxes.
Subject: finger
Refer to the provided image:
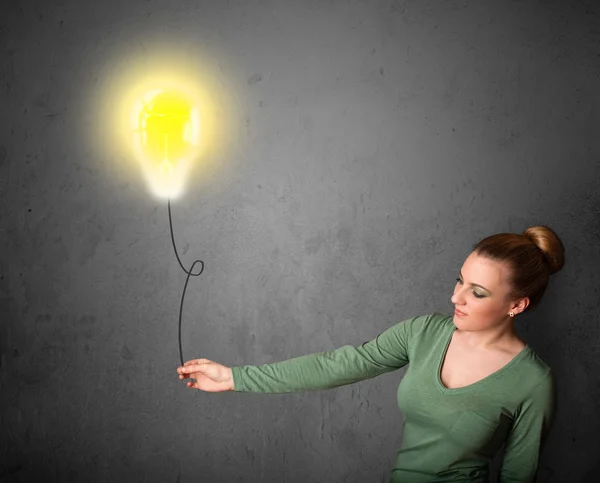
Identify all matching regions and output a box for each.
[180,373,197,381]
[180,364,206,374]
[178,363,199,374]
[184,358,210,367]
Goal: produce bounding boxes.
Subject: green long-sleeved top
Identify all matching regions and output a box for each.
[231,312,557,483]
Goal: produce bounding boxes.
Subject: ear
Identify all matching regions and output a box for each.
[513,297,530,315]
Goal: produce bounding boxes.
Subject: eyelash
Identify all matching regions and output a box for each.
[455,277,485,298]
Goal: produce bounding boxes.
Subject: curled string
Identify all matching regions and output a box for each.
[167,198,205,368]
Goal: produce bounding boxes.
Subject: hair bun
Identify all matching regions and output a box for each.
[522,226,565,275]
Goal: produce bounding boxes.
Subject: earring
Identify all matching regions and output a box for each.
[509,312,514,317]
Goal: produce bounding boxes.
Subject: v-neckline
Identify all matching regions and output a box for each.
[435,321,530,394]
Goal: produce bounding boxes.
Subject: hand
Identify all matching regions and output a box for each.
[177,358,234,392]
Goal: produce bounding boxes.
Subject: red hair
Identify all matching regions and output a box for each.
[472,226,565,312]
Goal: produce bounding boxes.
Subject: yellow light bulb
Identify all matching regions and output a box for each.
[131,88,200,199]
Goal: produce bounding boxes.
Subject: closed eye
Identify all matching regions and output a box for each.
[455,277,485,298]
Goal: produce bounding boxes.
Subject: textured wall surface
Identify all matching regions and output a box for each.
[1,0,599,482]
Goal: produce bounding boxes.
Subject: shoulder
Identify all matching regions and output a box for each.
[518,347,554,387]
[396,312,454,339]
[509,350,556,413]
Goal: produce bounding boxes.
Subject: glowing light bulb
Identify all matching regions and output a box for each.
[131,88,200,199]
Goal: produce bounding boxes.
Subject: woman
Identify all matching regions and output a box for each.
[176,225,564,483]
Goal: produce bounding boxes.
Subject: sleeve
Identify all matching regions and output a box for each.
[499,372,557,483]
[230,314,426,393]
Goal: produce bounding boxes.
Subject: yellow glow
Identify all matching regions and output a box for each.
[118,74,216,200]
[86,44,241,201]
[130,86,200,199]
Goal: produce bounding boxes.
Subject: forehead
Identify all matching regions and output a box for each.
[462,252,510,286]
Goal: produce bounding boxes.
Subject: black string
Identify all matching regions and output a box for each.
[167,198,205,368]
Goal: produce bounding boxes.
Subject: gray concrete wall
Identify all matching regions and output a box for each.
[1,0,599,481]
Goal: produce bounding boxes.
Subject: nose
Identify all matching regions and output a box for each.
[451,287,464,305]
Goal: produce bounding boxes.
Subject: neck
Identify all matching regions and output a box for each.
[456,318,520,350]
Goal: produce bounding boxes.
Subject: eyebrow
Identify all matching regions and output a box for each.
[459,270,491,292]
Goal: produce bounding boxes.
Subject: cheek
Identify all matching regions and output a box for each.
[471,299,499,316]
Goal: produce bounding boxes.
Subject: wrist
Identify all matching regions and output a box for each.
[229,367,235,391]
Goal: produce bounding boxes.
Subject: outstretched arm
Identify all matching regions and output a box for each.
[230,314,425,393]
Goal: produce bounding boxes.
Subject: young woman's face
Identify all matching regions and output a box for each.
[450,251,517,330]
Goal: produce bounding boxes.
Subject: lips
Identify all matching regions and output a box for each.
[454,308,467,316]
